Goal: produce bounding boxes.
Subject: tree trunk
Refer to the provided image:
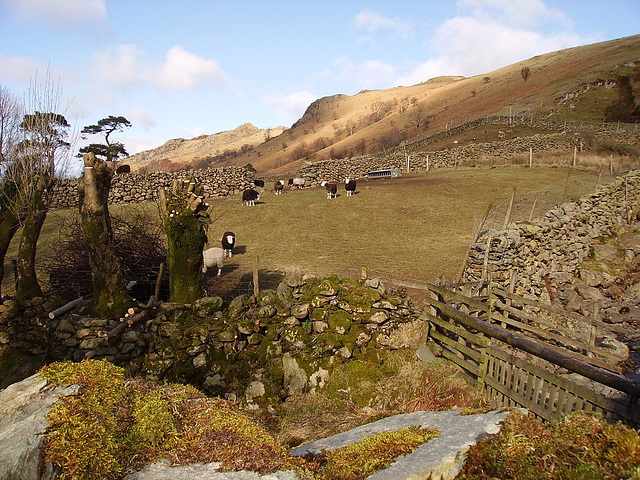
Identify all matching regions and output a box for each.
[0,200,20,299]
[158,179,212,304]
[79,152,130,317]
[15,174,48,301]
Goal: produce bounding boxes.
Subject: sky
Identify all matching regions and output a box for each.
[1,0,639,167]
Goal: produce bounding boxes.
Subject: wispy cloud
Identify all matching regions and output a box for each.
[264,91,317,123]
[321,56,398,90]
[93,45,236,93]
[1,0,107,27]
[396,0,584,85]
[354,8,413,40]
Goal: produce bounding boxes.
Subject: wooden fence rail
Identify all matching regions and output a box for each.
[423,282,640,427]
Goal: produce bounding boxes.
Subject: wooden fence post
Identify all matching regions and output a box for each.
[253,254,260,296]
[503,187,517,229]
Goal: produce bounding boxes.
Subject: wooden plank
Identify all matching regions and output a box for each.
[424,312,489,347]
[484,369,554,421]
[440,347,482,377]
[489,309,624,372]
[492,287,625,334]
[430,329,483,363]
[427,283,490,313]
[425,292,640,398]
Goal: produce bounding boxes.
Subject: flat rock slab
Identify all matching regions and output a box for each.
[291,409,515,480]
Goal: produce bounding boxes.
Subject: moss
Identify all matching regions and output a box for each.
[316,426,440,480]
[0,345,46,389]
[39,360,302,478]
[325,360,384,407]
[327,310,352,334]
[458,410,640,480]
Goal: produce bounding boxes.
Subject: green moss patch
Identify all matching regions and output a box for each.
[311,426,440,480]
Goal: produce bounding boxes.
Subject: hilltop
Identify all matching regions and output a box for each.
[126,35,640,175]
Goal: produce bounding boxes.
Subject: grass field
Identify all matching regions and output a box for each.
[3,165,617,301]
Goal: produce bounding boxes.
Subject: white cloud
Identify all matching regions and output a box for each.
[157,46,229,92]
[94,44,145,87]
[321,56,398,90]
[127,106,156,130]
[396,0,583,85]
[264,91,317,122]
[1,0,107,27]
[354,8,413,40]
[0,54,47,83]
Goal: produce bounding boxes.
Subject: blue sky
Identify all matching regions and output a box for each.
[1,0,638,161]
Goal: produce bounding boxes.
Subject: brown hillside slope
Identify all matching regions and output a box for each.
[128,35,640,175]
[126,123,287,172]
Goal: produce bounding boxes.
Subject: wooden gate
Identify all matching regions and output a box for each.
[423,282,640,427]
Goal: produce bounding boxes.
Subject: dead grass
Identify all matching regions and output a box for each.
[2,165,618,299]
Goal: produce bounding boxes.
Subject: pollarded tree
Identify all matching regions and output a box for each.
[79,115,131,162]
[14,110,70,300]
[158,179,213,304]
[78,152,130,317]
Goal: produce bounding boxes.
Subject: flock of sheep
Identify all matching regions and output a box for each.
[202,177,358,277]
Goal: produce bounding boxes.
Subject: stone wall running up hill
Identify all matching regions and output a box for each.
[461,170,640,305]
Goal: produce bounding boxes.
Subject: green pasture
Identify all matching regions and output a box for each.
[3,166,616,298]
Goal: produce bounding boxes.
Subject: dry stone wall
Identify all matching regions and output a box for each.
[50,118,639,207]
[0,274,426,409]
[461,170,640,303]
[50,166,256,209]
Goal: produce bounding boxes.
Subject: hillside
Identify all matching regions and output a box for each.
[127,35,640,175]
[126,123,287,172]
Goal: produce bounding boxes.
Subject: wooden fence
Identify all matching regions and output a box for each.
[422,281,640,427]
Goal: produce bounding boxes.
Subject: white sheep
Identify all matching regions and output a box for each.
[202,247,225,276]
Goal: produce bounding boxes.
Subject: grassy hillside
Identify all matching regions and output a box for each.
[125,35,640,176]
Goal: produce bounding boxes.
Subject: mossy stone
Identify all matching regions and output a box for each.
[309,307,327,321]
[228,294,251,317]
[194,296,224,316]
[216,326,238,342]
[265,323,284,341]
[325,360,384,407]
[282,326,311,349]
[256,289,278,306]
[327,310,352,334]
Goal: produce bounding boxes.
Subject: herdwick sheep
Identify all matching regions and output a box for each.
[242,188,260,206]
[202,247,225,276]
[288,177,305,189]
[321,181,337,199]
[253,179,265,188]
[221,231,236,257]
[274,179,284,195]
[345,178,356,196]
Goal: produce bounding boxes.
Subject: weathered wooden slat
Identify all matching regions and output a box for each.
[430,329,483,363]
[492,287,626,334]
[423,312,489,347]
[426,288,640,398]
[487,347,640,425]
[489,308,623,372]
[440,347,483,377]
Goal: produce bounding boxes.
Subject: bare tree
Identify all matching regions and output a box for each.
[4,73,74,301]
[521,67,531,82]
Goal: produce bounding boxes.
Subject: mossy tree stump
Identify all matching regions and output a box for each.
[79,152,130,317]
[158,178,212,304]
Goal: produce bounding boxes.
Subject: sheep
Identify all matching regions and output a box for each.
[252,179,265,188]
[221,231,235,257]
[321,180,337,199]
[202,247,225,276]
[345,178,356,196]
[242,188,260,206]
[274,179,284,194]
[115,164,130,174]
[288,177,305,189]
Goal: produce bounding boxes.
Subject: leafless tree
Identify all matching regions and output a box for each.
[521,67,531,82]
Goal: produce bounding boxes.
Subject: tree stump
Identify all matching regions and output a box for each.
[158,178,213,304]
[79,152,130,317]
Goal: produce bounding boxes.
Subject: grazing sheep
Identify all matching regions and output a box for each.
[345,178,356,196]
[202,247,225,276]
[321,180,337,199]
[274,179,284,194]
[253,179,265,188]
[221,231,236,257]
[288,177,305,189]
[116,164,131,174]
[242,188,260,206]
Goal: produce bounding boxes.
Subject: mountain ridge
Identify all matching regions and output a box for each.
[126,35,640,175]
